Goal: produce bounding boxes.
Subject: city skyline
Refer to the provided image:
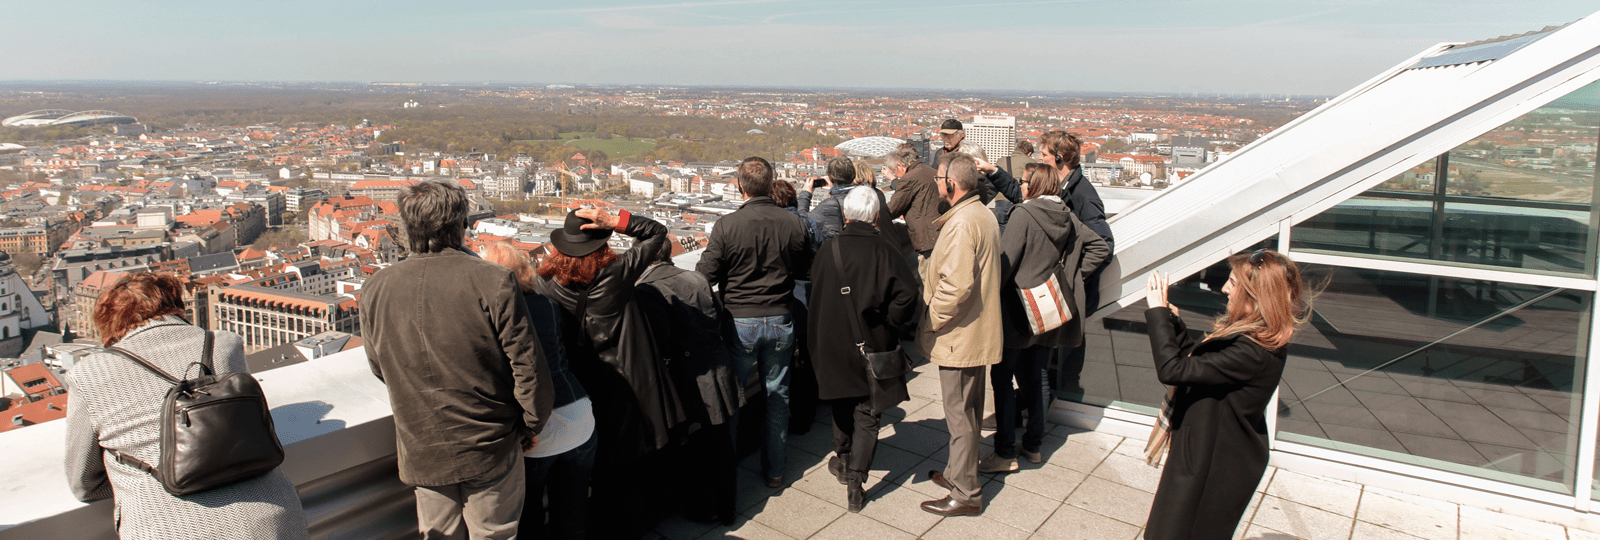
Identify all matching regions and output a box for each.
[7,1,1596,95]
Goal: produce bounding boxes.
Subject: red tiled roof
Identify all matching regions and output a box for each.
[0,394,69,433]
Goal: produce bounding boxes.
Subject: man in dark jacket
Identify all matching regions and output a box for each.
[695,156,812,488]
[884,147,941,272]
[361,180,554,539]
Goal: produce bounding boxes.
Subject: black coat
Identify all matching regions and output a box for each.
[807,221,918,412]
[635,263,745,427]
[532,212,685,465]
[1143,307,1286,540]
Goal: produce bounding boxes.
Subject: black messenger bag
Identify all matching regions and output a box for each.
[104,331,286,497]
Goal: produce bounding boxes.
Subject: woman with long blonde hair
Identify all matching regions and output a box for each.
[1142,249,1308,540]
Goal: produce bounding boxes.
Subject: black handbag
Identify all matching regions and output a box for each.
[832,240,910,380]
[104,331,286,497]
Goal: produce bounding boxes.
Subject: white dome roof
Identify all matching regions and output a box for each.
[835,136,907,158]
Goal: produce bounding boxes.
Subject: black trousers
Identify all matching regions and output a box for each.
[829,397,881,482]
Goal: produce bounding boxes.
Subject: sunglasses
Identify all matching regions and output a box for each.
[1249,249,1268,266]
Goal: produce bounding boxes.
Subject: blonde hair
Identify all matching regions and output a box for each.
[852,160,875,186]
[1208,250,1310,350]
[481,242,536,292]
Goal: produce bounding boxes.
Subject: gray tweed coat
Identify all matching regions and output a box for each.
[65,316,308,539]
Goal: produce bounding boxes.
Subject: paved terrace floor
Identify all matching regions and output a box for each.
[647,359,1596,540]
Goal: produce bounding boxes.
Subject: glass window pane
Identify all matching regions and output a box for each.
[1440,201,1592,273]
[1275,264,1589,494]
[1289,196,1433,260]
[1293,79,1599,277]
[1372,158,1438,195]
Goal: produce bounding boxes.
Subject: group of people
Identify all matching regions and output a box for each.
[62,119,1311,540]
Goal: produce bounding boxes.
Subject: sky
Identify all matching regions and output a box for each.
[6,1,1596,95]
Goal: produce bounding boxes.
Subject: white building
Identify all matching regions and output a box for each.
[966,115,1017,163]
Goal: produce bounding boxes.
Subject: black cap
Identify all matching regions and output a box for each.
[939,118,963,134]
[549,210,614,257]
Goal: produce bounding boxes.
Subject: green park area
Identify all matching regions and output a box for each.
[515,132,658,158]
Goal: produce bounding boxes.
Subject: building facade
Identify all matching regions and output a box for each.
[967,115,1017,165]
[211,285,359,353]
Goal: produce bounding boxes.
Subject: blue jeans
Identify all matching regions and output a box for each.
[731,314,796,479]
[992,345,1050,459]
[522,430,597,540]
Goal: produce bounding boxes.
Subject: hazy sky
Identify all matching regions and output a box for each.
[7,1,1596,95]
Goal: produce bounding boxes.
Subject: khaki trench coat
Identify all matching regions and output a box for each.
[917,194,1004,368]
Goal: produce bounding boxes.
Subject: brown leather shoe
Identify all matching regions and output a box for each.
[920,496,981,517]
[929,470,952,490]
[765,476,784,488]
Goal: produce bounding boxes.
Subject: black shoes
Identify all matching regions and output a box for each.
[847,479,865,513]
[829,454,849,485]
[919,496,981,517]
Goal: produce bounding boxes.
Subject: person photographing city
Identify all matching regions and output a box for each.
[1141,249,1309,540]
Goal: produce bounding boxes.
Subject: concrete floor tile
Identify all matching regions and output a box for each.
[1090,450,1164,493]
[1459,506,1567,540]
[655,514,720,540]
[920,514,1031,540]
[697,518,796,540]
[998,461,1089,501]
[809,512,915,540]
[1051,427,1126,452]
[866,444,923,481]
[1250,495,1354,540]
[1113,437,1149,459]
[898,399,951,428]
[1355,488,1457,540]
[1034,504,1142,540]
[878,420,950,457]
[1570,528,1600,540]
[1349,521,1426,540]
[1263,469,1361,517]
[1064,476,1156,526]
[1041,434,1117,475]
[980,481,1062,533]
[1256,468,1277,493]
[790,459,849,507]
[735,470,784,514]
[748,488,846,539]
[1233,491,1266,540]
[788,424,838,458]
[858,475,947,536]
[1238,524,1308,539]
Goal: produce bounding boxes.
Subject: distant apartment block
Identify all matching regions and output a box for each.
[211,284,359,353]
[0,227,48,255]
[967,115,1017,166]
[286,187,328,213]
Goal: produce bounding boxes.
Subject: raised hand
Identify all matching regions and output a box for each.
[575,207,618,230]
[1146,272,1170,311]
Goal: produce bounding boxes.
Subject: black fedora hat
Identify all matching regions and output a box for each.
[550,209,613,257]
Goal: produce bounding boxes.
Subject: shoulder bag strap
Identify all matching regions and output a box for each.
[200,330,215,374]
[104,346,180,384]
[831,240,871,353]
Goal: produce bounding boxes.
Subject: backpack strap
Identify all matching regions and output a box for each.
[107,449,157,474]
[201,330,215,373]
[104,346,180,384]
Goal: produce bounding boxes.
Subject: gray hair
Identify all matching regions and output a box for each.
[841,186,880,223]
[398,180,468,253]
[946,155,980,192]
[884,147,919,169]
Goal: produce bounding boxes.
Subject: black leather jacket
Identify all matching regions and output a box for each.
[530,211,684,463]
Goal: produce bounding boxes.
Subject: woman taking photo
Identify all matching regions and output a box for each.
[482,242,596,540]
[65,272,307,539]
[979,163,1109,473]
[1142,250,1308,540]
[807,187,919,513]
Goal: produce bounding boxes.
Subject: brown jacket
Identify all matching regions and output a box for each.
[886,161,942,253]
[361,247,554,487]
[918,194,1004,368]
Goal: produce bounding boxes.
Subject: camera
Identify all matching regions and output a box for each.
[811,177,828,189]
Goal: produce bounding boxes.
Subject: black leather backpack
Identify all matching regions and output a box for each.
[103,331,286,496]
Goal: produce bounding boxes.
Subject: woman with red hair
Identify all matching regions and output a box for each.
[65,272,307,539]
[530,206,677,538]
[1142,250,1310,540]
